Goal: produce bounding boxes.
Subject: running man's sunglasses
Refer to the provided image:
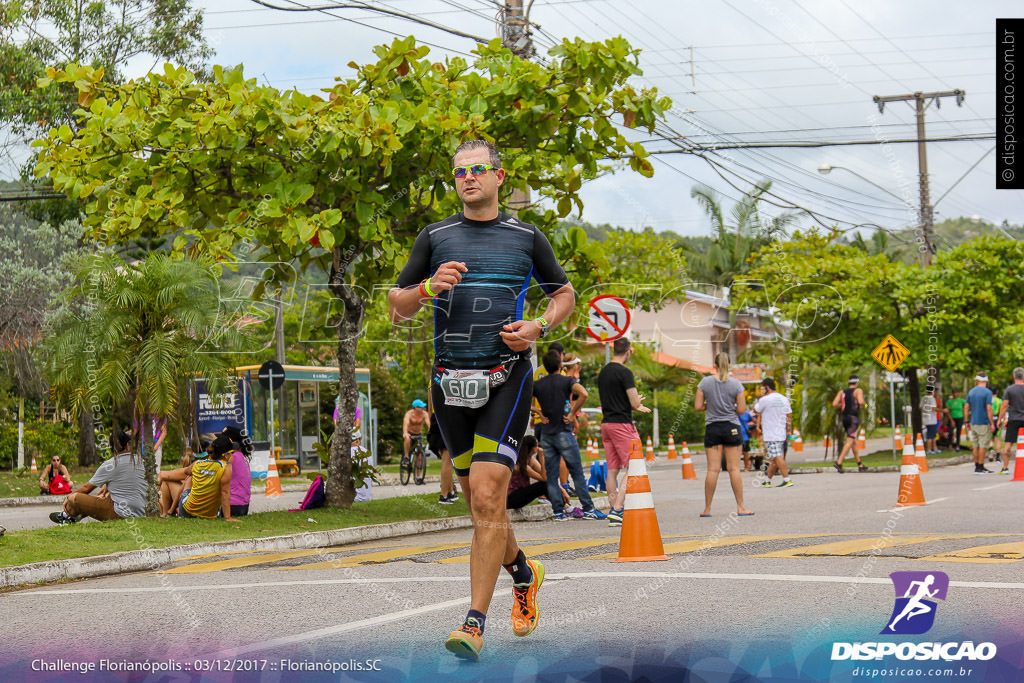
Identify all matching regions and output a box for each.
[452,164,497,178]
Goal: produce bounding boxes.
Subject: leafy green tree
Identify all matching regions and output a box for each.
[34,36,671,507]
[42,252,253,514]
[0,0,210,144]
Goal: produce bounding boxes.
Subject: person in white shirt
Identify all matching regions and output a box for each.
[754,377,794,487]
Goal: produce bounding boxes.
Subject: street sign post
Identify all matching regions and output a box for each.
[871,335,910,461]
[258,360,286,461]
[586,294,631,363]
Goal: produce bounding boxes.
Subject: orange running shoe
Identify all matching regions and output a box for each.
[511,558,544,637]
[445,620,484,661]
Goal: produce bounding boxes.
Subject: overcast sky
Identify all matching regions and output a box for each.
[68,2,1024,238]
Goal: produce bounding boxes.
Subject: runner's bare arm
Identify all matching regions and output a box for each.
[831,390,843,408]
[627,387,652,413]
[695,388,706,412]
[735,391,747,415]
[500,282,575,352]
[388,261,468,324]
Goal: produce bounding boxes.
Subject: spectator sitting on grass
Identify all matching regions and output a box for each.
[39,455,73,495]
[49,431,146,525]
[159,434,237,520]
[507,435,569,511]
[221,426,253,517]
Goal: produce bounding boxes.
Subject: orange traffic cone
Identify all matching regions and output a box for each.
[585,437,593,459]
[30,455,37,475]
[667,434,677,460]
[680,441,697,480]
[962,424,970,444]
[1012,434,1024,481]
[589,438,599,460]
[265,452,283,497]
[895,433,927,507]
[857,428,867,451]
[915,433,930,473]
[645,436,656,462]
[823,435,831,449]
[615,439,669,562]
[792,429,803,453]
[894,425,902,451]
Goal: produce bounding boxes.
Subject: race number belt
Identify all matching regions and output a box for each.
[433,362,515,408]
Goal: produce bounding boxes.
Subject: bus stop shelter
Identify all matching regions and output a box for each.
[192,365,373,477]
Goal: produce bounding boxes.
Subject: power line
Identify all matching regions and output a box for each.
[246,0,490,43]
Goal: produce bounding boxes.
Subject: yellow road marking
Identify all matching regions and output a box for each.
[580,534,812,561]
[752,534,1014,559]
[175,542,405,562]
[273,543,471,571]
[437,538,622,564]
[160,549,340,574]
[918,541,1024,564]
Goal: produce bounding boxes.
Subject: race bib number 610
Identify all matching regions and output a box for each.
[439,369,490,408]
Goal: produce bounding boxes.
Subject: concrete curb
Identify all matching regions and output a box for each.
[0,497,616,590]
[789,454,974,475]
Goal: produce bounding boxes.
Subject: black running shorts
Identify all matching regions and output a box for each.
[842,414,860,438]
[430,360,533,476]
[1004,419,1024,446]
[704,420,743,448]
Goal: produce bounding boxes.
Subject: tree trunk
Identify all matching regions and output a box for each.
[142,414,159,517]
[77,407,97,467]
[326,255,364,509]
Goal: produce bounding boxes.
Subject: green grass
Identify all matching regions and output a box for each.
[0,468,312,500]
[790,448,966,469]
[0,493,471,569]
[376,458,443,476]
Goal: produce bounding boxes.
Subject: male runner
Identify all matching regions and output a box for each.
[402,399,430,461]
[388,140,574,661]
[755,377,793,487]
[831,375,867,472]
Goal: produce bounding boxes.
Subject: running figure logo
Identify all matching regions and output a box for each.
[881,571,949,635]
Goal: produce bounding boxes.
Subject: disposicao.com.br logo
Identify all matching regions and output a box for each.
[831,571,997,662]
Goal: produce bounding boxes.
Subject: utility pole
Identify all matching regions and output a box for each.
[501,1,535,216]
[874,89,964,440]
[501,0,535,61]
[873,89,965,267]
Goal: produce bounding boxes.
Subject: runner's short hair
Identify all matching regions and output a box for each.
[542,350,562,374]
[1015,367,1024,381]
[761,377,776,391]
[452,139,501,168]
[547,341,564,355]
[612,337,631,355]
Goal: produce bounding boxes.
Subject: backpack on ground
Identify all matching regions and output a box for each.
[290,475,325,511]
[49,475,71,495]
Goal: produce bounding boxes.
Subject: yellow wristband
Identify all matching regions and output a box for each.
[534,316,549,327]
[421,279,437,297]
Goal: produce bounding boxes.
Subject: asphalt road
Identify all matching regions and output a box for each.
[2,457,1022,682]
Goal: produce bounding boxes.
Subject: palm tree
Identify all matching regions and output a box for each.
[43,252,254,515]
[687,179,800,288]
[688,180,800,359]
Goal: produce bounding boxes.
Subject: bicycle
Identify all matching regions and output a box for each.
[401,434,428,486]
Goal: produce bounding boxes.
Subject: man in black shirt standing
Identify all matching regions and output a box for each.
[533,350,605,520]
[997,367,1024,474]
[597,337,651,526]
[388,140,575,661]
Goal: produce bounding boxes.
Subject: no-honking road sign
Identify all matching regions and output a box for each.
[586,295,631,342]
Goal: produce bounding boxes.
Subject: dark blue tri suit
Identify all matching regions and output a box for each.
[395,211,570,475]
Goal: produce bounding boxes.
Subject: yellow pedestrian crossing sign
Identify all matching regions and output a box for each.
[872,334,910,372]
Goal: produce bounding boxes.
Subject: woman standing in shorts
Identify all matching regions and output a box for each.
[695,353,754,517]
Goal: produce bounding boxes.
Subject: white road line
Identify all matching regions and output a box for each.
[875,496,949,513]
[213,589,512,658]
[973,482,1012,491]
[13,571,1024,598]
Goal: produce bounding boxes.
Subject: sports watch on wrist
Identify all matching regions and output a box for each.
[534,317,550,338]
